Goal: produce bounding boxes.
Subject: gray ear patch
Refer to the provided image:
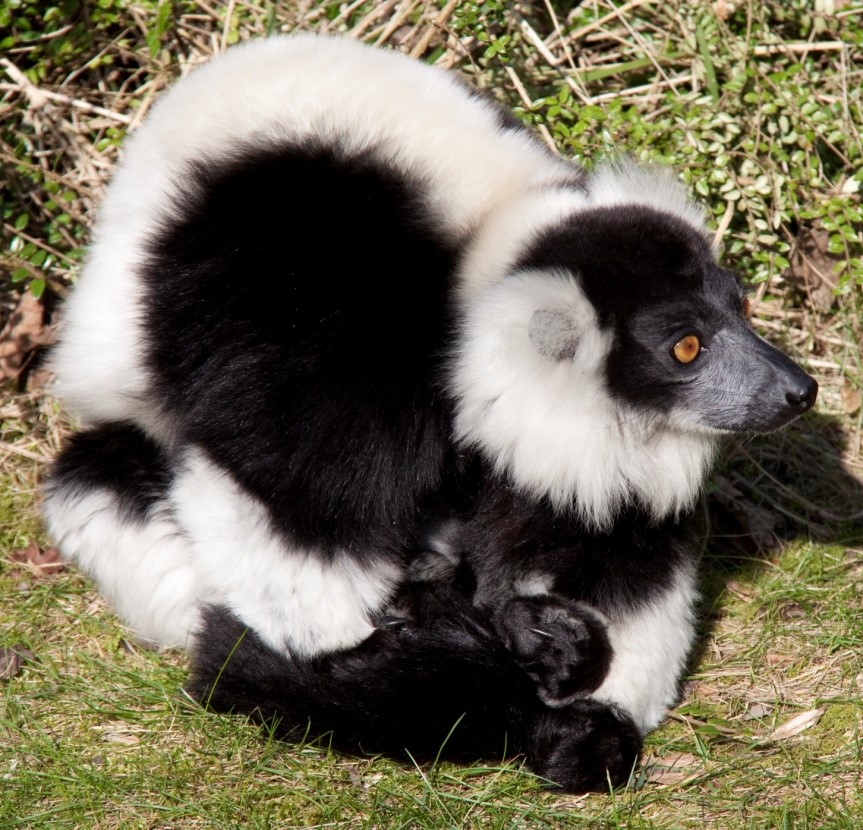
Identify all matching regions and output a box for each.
[528,309,581,361]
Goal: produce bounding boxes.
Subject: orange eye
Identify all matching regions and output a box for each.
[742,297,752,319]
[673,335,701,364]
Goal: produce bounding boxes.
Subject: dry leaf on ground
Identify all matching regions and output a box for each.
[0,291,55,383]
[643,752,700,785]
[841,378,862,416]
[102,731,142,746]
[0,646,34,680]
[742,701,775,721]
[10,540,65,577]
[786,223,841,312]
[763,708,825,743]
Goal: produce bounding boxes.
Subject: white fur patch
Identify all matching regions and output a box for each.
[41,487,200,649]
[456,187,589,304]
[591,565,699,734]
[451,270,718,528]
[586,159,706,231]
[513,573,556,598]
[42,449,402,657]
[170,451,401,658]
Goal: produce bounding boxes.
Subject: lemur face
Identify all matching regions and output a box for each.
[517,204,818,435]
[613,267,818,434]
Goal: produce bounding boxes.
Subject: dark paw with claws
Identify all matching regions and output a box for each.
[497,595,612,706]
[528,700,642,792]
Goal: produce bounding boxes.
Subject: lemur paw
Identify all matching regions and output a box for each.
[497,595,612,706]
[528,701,642,793]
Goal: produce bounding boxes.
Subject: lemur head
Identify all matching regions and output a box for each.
[452,162,817,526]
[518,203,818,436]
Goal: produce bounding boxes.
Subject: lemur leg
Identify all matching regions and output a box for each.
[404,541,642,791]
[491,572,697,790]
[453,482,700,739]
[190,580,540,766]
[191,579,641,793]
[43,427,402,659]
[410,527,618,711]
[527,699,642,791]
[498,563,698,736]
[589,564,699,735]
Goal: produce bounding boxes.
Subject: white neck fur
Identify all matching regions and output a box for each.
[449,270,719,529]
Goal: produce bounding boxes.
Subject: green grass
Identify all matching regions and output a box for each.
[3,531,862,828]
[2,1,862,827]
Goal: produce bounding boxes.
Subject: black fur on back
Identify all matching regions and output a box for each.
[142,141,463,555]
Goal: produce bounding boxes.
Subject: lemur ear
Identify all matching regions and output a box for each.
[528,309,581,361]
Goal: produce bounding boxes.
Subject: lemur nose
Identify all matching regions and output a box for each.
[786,377,818,411]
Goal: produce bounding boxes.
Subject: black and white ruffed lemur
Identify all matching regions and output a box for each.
[42,35,817,792]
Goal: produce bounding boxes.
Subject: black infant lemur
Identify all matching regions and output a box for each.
[42,35,817,792]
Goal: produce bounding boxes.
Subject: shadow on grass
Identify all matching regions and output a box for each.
[691,408,863,666]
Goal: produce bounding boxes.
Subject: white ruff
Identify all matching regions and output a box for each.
[451,272,719,528]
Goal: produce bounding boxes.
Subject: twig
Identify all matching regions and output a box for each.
[409,0,459,59]
[570,0,655,42]
[0,65,132,125]
[519,18,562,67]
[349,0,398,41]
[3,223,75,267]
[586,75,692,104]
[374,0,423,47]
[752,41,847,56]
[542,0,577,71]
[503,65,558,153]
[713,201,735,249]
[731,463,863,524]
[325,0,370,31]
[0,442,52,464]
[219,0,237,53]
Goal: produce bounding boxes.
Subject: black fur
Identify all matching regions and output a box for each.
[495,595,613,705]
[143,141,462,556]
[46,423,170,522]
[190,589,535,761]
[528,701,641,792]
[454,475,695,614]
[407,472,695,713]
[190,582,640,791]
